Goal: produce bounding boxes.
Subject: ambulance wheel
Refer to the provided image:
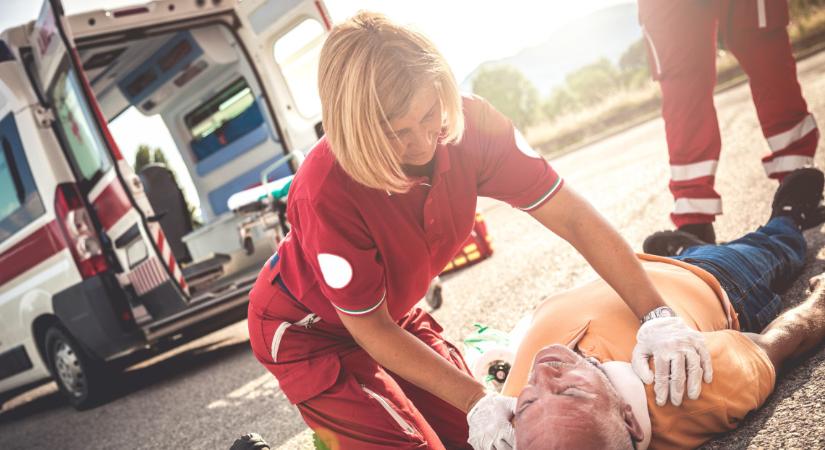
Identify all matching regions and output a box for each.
[44,326,110,410]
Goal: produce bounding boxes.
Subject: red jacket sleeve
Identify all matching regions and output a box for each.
[467,96,564,211]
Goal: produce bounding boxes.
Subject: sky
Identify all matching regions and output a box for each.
[1,0,634,216]
[2,0,633,83]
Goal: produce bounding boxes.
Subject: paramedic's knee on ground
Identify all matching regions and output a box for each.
[513,345,643,450]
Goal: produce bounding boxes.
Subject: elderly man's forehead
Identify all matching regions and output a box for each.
[515,409,617,449]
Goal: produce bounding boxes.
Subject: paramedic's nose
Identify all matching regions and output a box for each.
[412,126,435,151]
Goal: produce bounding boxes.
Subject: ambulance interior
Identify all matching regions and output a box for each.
[78,23,323,294]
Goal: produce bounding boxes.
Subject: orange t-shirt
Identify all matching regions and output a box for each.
[501,255,776,450]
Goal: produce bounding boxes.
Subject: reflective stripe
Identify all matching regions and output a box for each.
[670,160,718,182]
[767,114,818,152]
[361,385,418,437]
[271,322,291,363]
[757,0,767,28]
[518,178,563,211]
[332,291,386,315]
[673,198,722,216]
[270,313,318,362]
[642,26,662,77]
[763,155,814,176]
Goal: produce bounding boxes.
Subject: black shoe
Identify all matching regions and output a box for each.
[770,167,825,229]
[643,229,711,257]
[230,433,270,450]
[677,222,716,244]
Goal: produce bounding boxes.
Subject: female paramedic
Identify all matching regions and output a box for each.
[247,12,712,450]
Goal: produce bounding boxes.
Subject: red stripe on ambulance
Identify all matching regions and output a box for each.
[91,180,132,230]
[0,221,67,285]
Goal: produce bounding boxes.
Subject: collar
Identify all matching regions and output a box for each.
[600,361,652,450]
[433,141,451,177]
[388,143,451,196]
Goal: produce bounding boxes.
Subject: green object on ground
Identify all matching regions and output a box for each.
[312,433,330,450]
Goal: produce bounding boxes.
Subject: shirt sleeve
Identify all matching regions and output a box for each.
[469,96,564,211]
[292,197,386,316]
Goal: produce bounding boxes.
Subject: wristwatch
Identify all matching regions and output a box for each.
[641,306,677,324]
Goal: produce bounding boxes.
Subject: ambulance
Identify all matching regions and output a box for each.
[0,0,330,409]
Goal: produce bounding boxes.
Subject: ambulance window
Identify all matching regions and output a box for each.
[0,114,44,243]
[273,19,324,118]
[0,140,21,221]
[185,77,260,161]
[50,68,112,184]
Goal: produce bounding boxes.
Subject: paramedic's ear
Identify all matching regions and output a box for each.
[621,403,645,443]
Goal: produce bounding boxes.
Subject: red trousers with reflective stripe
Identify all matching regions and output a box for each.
[298,333,474,450]
[247,271,473,450]
[639,0,819,227]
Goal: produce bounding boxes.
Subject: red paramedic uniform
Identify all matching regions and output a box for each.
[639,0,819,227]
[247,95,563,450]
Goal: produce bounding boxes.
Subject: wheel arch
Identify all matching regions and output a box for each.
[31,314,61,369]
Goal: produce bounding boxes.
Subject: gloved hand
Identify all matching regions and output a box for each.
[467,392,517,450]
[631,316,713,407]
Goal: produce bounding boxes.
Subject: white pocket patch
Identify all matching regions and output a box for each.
[317,253,353,289]
[514,129,541,159]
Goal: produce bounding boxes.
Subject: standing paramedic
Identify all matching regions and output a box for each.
[247,12,712,450]
[639,0,820,256]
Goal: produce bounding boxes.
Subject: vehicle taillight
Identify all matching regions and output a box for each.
[55,183,108,278]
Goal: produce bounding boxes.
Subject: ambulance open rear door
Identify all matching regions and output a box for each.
[27,0,191,324]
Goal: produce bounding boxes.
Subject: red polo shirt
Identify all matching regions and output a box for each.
[275,95,562,326]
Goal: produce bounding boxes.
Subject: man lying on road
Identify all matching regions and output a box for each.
[502,167,825,450]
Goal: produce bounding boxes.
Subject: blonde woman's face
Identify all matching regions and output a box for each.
[385,86,442,166]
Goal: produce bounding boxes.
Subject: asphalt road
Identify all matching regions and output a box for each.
[3,50,825,450]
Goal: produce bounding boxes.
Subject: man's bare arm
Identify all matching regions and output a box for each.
[746,278,825,370]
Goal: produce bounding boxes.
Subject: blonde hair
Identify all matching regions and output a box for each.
[318,11,464,193]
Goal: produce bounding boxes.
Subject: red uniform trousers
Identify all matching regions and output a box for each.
[248,271,473,450]
[639,0,819,227]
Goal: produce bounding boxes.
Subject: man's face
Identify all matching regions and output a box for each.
[514,344,640,449]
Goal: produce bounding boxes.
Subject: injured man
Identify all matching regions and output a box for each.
[502,168,825,450]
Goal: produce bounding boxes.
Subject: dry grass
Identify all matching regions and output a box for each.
[525,84,660,154]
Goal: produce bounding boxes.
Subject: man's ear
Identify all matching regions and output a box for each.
[621,403,645,442]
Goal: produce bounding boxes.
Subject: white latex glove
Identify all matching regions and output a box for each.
[631,316,713,407]
[467,392,517,450]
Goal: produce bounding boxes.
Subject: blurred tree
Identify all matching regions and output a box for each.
[134,145,153,173]
[565,58,621,106]
[472,64,539,130]
[619,38,647,73]
[541,87,579,121]
[153,148,168,166]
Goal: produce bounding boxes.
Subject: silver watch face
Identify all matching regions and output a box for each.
[658,307,676,318]
[644,306,676,322]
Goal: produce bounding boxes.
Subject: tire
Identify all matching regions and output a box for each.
[44,326,111,410]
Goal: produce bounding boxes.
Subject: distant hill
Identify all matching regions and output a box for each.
[462,2,642,96]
